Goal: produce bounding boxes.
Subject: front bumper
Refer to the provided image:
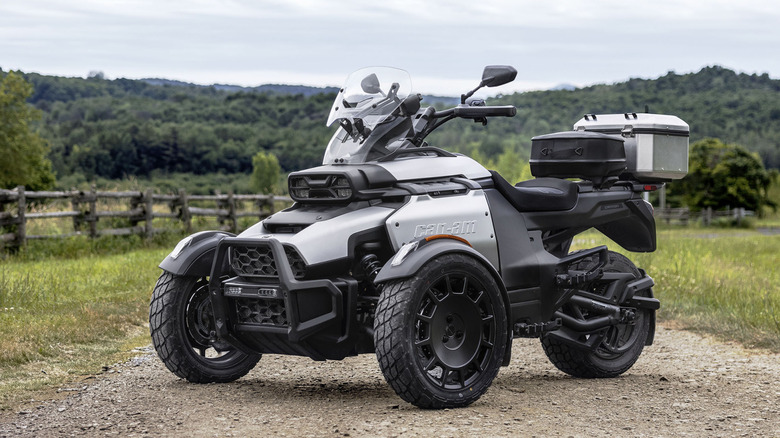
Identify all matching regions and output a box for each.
[208,237,355,352]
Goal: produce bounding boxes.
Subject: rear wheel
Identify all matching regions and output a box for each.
[541,251,651,378]
[149,272,260,383]
[374,254,507,409]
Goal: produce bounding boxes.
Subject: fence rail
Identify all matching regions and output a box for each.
[0,186,758,249]
[0,186,292,249]
[654,206,753,225]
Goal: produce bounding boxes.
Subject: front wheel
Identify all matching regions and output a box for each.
[541,251,651,378]
[149,272,260,383]
[374,254,508,409]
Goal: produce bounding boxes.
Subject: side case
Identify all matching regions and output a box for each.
[529,131,626,187]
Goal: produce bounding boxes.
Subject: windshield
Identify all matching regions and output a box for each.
[323,67,412,164]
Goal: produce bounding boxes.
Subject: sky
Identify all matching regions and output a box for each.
[2,0,780,96]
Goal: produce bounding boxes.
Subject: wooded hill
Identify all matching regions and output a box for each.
[11,65,780,185]
[434,66,780,169]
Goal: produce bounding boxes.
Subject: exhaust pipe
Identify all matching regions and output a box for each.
[554,311,618,332]
[555,295,626,332]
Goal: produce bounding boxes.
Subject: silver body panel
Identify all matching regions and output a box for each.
[371,155,491,181]
[238,206,395,265]
[384,190,499,269]
[574,113,689,180]
[238,155,495,267]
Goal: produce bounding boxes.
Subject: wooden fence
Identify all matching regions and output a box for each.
[654,207,753,225]
[0,186,292,249]
[0,185,758,249]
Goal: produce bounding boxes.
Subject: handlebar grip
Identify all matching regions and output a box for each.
[453,105,517,118]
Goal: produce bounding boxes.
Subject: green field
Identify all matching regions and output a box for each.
[0,236,176,409]
[0,228,778,409]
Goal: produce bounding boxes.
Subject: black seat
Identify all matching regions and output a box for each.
[489,171,578,212]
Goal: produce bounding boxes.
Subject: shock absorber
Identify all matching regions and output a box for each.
[360,254,382,282]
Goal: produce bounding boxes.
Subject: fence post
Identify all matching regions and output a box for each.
[16,186,26,248]
[227,191,237,233]
[704,207,712,226]
[87,185,98,238]
[129,192,140,228]
[179,189,191,233]
[735,207,745,226]
[71,190,83,233]
[144,189,154,238]
[659,185,666,210]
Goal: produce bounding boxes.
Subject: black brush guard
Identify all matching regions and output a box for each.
[207,237,356,354]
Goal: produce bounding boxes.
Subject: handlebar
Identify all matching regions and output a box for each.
[436,105,517,119]
[413,103,517,145]
[454,105,516,118]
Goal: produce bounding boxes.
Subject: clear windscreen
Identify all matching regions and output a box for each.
[323,67,413,164]
[326,67,412,129]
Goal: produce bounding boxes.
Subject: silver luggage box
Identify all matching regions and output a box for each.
[573,113,689,181]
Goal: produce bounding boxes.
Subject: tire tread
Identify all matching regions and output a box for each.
[374,254,506,409]
[149,272,260,383]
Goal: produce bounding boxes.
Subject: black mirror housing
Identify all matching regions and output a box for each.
[481,66,517,88]
[361,73,382,94]
[400,94,422,116]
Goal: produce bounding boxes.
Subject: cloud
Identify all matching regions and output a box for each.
[2,0,779,95]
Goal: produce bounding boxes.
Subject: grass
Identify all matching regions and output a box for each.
[0,226,778,410]
[0,235,178,409]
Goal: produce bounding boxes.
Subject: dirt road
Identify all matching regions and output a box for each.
[2,324,778,437]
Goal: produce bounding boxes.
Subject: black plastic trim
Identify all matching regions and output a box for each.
[158,230,234,277]
[209,238,347,345]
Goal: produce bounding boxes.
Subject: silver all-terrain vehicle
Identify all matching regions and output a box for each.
[150,66,689,408]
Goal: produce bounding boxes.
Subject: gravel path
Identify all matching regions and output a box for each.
[1,324,778,437]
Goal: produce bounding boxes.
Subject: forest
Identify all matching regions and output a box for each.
[7,65,780,192]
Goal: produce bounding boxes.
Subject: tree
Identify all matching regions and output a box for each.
[667,138,776,214]
[470,147,532,185]
[250,151,281,194]
[0,71,55,190]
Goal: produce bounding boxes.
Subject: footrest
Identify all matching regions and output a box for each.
[514,318,562,338]
[556,269,603,288]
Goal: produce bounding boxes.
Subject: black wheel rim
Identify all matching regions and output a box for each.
[594,312,643,359]
[413,273,496,390]
[183,278,243,366]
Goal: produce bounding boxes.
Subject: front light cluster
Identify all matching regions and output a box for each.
[332,177,352,198]
[288,174,353,202]
[290,177,311,199]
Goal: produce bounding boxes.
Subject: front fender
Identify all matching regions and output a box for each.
[158,230,235,277]
[374,238,514,366]
[374,239,500,285]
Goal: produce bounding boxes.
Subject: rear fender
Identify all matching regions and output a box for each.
[374,237,514,365]
[158,230,235,277]
[597,199,657,252]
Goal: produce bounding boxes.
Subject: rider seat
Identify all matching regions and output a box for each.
[489,170,578,212]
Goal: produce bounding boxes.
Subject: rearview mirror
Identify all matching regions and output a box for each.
[481,65,518,88]
[361,73,383,94]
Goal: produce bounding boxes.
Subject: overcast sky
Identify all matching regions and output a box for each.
[2,0,779,96]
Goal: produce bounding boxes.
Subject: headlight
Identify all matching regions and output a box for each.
[289,177,311,199]
[332,176,352,198]
[288,174,353,202]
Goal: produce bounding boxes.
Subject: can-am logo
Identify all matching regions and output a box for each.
[413,221,477,238]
